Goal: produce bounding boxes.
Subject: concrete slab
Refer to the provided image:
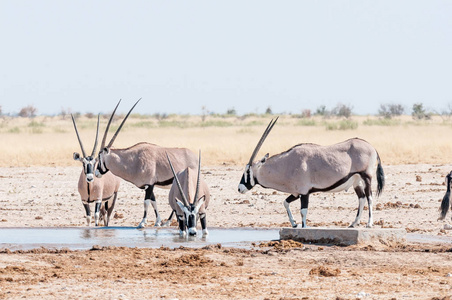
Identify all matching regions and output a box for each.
[279,227,407,246]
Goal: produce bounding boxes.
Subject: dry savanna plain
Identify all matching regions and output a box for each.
[1,114,452,299]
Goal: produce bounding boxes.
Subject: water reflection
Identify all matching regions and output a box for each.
[0,227,280,251]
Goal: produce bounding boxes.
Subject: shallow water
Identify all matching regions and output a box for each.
[0,227,280,250]
[0,227,449,251]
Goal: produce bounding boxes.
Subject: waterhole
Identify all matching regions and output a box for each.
[0,227,279,251]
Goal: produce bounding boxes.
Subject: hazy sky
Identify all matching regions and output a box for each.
[1,1,451,116]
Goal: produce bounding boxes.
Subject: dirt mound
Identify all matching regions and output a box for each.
[257,239,304,250]
[161,253,213,267]
[309,265,341,277]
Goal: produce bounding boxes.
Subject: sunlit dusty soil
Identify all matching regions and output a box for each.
[1,164,452,299]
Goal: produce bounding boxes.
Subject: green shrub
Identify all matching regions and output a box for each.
[296,119,317,126]
[8,127,20,133]
[325,120,358,131]
[363,119,401,126]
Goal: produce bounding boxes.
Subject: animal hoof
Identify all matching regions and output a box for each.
[348,224,356,228]
[137,223,146,229]
[202,229,209,236]
[366,224,373,228]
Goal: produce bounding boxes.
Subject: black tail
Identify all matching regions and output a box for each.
[376,153,385,197]
[439,173,452,220]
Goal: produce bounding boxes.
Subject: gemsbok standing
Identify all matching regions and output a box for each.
[72,114,121,226]
[95,100,199,228]
[238,118,385,228]
[166,151,210,236]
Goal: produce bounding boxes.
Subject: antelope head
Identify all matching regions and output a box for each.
[72,114,100,183]
[238,117,278,193]
[167,151,204,236]
[96,99,141,178]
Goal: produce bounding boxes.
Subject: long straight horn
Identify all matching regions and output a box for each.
[91,114,100,157]
[166,152,189,207]
[106,98,141,149]
[71,114,87,158]
[248,117,278,165]
[100,100,121,151]
[193,150,202,205]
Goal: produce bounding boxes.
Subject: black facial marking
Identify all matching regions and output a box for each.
[239,172,254,190]
[187,214,196,231]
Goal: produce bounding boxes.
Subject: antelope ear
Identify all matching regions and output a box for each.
[175,198,189,214]
[73,152,81,161]
[102,147,110,154]
[260,153,269,163]
[195,196,206,211]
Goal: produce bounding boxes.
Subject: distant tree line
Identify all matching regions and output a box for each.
[0,102,445,120]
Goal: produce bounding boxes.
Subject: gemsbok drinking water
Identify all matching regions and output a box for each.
[71,114,120,226]
[95,100,199,228]
[166,151,210,236]
[238,118,385,228]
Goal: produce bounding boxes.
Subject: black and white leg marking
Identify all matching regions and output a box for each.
[178,215,186,236]
[200,213,208,236]
[300,194,309,228]
[350,181,366,228]
[94,200,102,226]
[284,194,300,228]
[83,202,91,226]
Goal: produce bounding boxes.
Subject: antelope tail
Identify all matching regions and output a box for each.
[376,153,385,197]
[439,176,451,220]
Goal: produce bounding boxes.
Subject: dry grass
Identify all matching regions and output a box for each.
[1,114,452,167]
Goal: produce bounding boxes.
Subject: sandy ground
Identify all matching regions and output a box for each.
[1,164,452,299]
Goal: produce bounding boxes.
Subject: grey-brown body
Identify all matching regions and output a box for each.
[256,139,379,196]
[95,100,200,228]
[77,169,120,226]
[168,167,210,235]
[104,143,197,189]
[238,118,384,228]
[98,142,198,228]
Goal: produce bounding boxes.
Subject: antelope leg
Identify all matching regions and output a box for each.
[363,177,374,228]
[284,195,299,228]
[83,202,91,226]
[105,192,118,227]
[150,200,162,226]
[161,210,175,227]
[350,184,366,228]
[94,200,102,226]
[300,194,309,228]
[138,199,151,228]
[144,185,161,226]
[200,213,208,236]
[178,215,187,236]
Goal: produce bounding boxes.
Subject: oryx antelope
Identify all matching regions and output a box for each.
[166,151,210,236]
[95,100,199,228]
[238,118,385,228]
[72,114,121,226]
[439,171,452,222]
